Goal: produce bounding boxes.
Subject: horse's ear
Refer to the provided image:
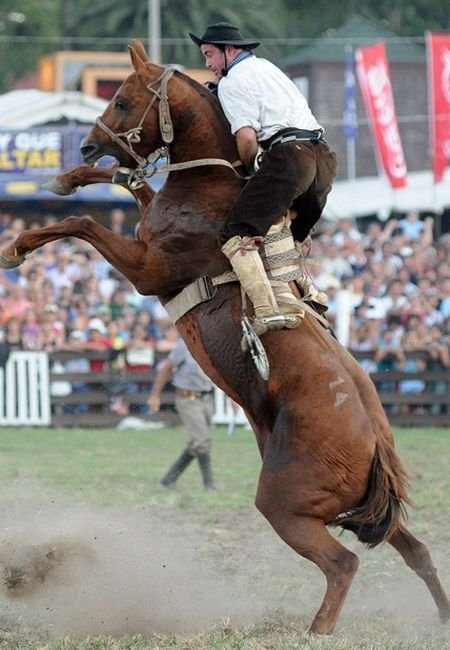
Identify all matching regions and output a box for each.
[128,39,150,71]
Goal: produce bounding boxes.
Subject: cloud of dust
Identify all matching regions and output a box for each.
[0,485,262,639]
[0,483,447,642]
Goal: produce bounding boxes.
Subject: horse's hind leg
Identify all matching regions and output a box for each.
[258,506,359,634]
[389,524,450,622]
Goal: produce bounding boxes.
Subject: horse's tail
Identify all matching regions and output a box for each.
[332,439,412,548]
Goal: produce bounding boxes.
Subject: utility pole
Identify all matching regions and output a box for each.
[148,0,162,64]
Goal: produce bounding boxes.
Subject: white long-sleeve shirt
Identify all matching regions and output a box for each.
[218,55,322,141]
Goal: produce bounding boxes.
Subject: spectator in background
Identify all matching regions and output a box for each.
[36,311,66,352]
[396,210,425,241]
[331,217,362,248]
[320,242,353,281]
[373,327,405,405]
[348,321,378,374]
[148,336,216,490]
[3,316,24,352]
[60,329,90,415]
[0,283,33,321]
[46,248,78,299]
[118,321,156,414]
[426,323,450,415]
[21,307,41,350]
[438,276,450,318]
[85,318,112,371]
[109,208,135,238]
[155,323,179,354]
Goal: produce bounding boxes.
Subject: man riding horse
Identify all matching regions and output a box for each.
[190,22,337,336]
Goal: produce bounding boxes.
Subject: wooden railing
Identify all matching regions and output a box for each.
[46,348,449,428]
[49,349,173,428]
[349,350,449,427]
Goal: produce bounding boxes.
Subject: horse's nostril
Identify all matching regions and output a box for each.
[80,142,99,162]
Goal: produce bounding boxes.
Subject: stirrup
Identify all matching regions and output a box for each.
[255,313,301,333]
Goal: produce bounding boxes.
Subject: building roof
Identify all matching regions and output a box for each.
[282,15,425,66]
[324,169,450,220]
[0,89,107,128]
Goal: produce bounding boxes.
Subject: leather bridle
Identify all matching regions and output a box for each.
[95,67,174,171]
[94,66,246,189]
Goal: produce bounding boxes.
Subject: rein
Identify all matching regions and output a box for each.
[96,65,246,189]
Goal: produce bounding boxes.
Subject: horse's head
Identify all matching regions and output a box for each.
[80,40,237,173]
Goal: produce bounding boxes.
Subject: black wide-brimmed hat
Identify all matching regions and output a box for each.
[189,22,260,49]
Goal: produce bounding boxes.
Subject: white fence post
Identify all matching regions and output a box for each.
[0,351,51,426]
[213,387,249,426]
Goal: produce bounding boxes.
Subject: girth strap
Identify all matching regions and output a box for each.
[162,272,236,323]
[162,271,329,330]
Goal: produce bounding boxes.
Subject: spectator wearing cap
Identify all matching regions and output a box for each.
[85,318,112,373]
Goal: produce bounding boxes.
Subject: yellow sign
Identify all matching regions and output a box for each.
[5,181,39,195]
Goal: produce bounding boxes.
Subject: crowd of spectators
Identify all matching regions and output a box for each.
[0,206,448,417]
[308,211,449,414]
[0,208,179,416]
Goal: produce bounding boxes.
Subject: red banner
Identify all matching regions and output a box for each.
[356,42,408,188]
[426,32,450,183]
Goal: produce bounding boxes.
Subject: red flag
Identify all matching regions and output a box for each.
[355,42,408,188]
[426,32,450,183]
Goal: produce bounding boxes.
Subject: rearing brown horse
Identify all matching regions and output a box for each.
[1,41,449,635]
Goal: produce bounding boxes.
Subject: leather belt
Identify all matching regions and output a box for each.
[176,389,213,399]
[261,128,326,151]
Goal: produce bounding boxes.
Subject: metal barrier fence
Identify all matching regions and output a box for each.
[0,351,51,425]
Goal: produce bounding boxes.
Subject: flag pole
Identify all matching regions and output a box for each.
[347,136,356,181]
[344,45,357,181]
[148,0,161,64]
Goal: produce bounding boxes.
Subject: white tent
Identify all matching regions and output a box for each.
[0,89,106,127]
[324,169,450,220]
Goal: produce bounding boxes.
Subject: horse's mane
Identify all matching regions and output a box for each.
[170,67,233,142]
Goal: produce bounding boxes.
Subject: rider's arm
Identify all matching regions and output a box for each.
[235,126,259,173]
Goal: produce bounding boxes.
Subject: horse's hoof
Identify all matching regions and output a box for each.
[41,179,75,196]
[0,253,24,269]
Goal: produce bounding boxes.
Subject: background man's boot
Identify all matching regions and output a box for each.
[222,235,291,336]
[161,448,194,487]
[197,452,216,490]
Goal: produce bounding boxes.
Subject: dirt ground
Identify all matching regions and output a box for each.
[0,485,450,644]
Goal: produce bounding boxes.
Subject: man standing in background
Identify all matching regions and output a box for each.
[148,337,216,490]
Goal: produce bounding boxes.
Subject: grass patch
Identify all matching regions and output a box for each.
[0,425,448,649]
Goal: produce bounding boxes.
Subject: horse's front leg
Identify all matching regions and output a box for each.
[43,164,156,218]
[42,164,115,196]
[0,215,160,295]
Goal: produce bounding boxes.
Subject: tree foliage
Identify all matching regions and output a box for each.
[1,0,449,92]
[0,0,60,92]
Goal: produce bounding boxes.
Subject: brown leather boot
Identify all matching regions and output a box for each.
[221,235,293,336]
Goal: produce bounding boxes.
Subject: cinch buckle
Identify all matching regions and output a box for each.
[197,276,217,302]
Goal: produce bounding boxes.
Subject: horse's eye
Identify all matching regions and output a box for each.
[114,97,127,111]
